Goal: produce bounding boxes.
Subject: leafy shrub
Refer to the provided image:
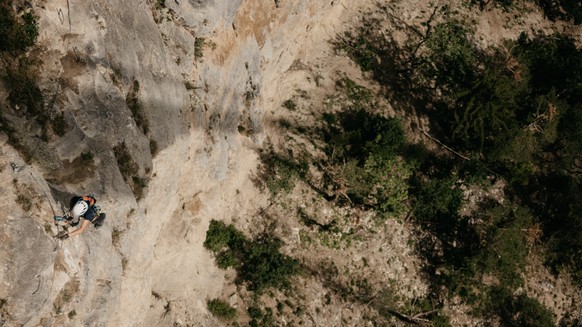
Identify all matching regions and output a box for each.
[322,78,406,164]
[207,299,237,320]
[149,139,159,157]
[247,306,275,327]
[412,176,462,230]
[322,104,409,213]
[511,34,582,282]
[194,37,205,58]
[258,152,307,195]
[132,176,149,200]
[238,237,299,292]
[113,142,138,180]
[515,33,582,105]
[342,154,411,214]
[422,22,528,153]
[126,80,149,134]
[412,173,532,290]
[204,220,299,293]
[537,179,582,284]
[204,220,246,269]
[335,30,379,72]
[424,21,478,91]
[323,108,405,165]
[20,12,38,47]
[4,58,43,116]
[113,142,149,199]
[410,171,478,279]
[204,220,240,252]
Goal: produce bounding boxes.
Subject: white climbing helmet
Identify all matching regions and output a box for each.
[71,201,88,219]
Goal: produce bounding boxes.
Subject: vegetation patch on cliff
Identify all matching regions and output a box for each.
[333,3,582,324]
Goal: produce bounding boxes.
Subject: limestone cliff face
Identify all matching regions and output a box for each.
[0,0,351,326]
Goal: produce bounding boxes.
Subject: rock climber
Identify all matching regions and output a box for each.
[56,194,106,240]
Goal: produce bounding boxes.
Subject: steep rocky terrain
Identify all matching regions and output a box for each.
[1,0,581,326]
[0,0,377,326]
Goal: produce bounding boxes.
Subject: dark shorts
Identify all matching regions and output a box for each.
[84,207,96,221]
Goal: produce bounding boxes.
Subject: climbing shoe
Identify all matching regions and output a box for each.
[93,213,106,230]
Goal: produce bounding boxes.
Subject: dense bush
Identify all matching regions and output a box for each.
[247,305,275,327]
[341,154,411,214]
[126,80,149,134]
[207,299,237,320]
[204,220,299,293]
[0,7,69,141]
[422,21,530,154]
[258,152,308,195]
[321,88,410,213]
[113,142,138,181]
[238,237,299,292]
[203,220,246,268]
[324,108,406,163]
[524,174,582,284]
[410,172,475,277]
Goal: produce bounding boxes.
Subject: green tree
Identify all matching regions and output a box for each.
[322,104,410,213]
[341,155,411,214]
[488,287,554,327]
[536,0,582,24]
[425,21,478,92]
[239,237,299,292]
